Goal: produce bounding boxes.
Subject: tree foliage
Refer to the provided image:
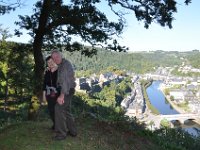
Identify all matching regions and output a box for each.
[160,118,171,128]
[186,51,200,68]
[0,27,34,115]
[92,78,132,108]
[0,0,22,15]
[0,28,34,99]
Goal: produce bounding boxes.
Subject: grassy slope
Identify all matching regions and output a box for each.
[0,116,161,150]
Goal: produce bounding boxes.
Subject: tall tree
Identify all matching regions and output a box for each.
[0,27,34,111]
[15,0,191,101]
[0,26,11,111]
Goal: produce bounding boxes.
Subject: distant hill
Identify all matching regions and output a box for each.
[62,49,200,76]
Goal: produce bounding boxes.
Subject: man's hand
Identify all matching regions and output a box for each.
[57,94,64,105]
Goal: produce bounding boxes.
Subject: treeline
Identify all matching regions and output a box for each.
[0,41,34,128]
[63,49,183,75]
[62,49,200,77]
[184,51,200,68]
[0,41,34,99]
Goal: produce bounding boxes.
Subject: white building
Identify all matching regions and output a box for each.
[169,90,185,100]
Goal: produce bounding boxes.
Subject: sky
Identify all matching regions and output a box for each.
[0,0,199,52]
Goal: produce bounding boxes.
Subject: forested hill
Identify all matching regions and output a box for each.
[63,49,200,75]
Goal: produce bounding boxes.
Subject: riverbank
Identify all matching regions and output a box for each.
[159,84,188,114]
[142,81,200,136]
[141,80,160,115]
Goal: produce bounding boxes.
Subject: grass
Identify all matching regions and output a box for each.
[177,103,190,112]
[0,115,161,150]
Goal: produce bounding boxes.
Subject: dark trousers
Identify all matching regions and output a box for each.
[55,88,77,137]
[46,96,57,128]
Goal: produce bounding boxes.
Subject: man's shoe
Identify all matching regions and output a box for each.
[67,131,77,137]
[52,136,66,141]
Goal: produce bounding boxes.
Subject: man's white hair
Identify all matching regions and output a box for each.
[51,50,63,57]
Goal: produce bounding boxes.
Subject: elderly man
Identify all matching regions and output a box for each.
[51,50,77,141]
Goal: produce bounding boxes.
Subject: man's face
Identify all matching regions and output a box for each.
[51,53,62,65]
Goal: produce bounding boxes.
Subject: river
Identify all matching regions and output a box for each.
[146,80,200,137]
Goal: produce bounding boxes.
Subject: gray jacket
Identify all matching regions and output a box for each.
[57,58,76,95]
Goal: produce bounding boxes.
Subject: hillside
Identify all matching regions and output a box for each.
[61,50,200,76]
[1,92,200,150]
[0,115,160,150]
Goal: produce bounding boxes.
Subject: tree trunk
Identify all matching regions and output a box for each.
[4,78,8,112]
[28,0,52,120]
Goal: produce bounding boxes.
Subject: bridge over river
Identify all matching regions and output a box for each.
[159,113,200,124]
[149,113,200,129]
[145,81,200,136]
